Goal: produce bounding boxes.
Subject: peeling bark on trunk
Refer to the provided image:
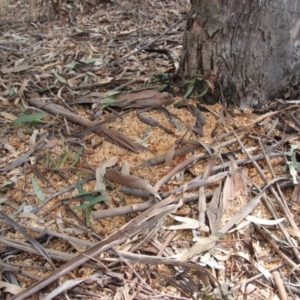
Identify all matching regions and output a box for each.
[179,0,300,107]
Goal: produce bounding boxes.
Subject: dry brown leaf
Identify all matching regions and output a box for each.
[0,281,24,295]
[10,79,29,104]
[178,232,223,261]
[292,184,300,204]
[164,146,175,166]
[105,169,161,200]
[222,160,249,209]
[0,111,17,120]
[0,96,10,106]
[56,209,85,235]
[94,156,119,191]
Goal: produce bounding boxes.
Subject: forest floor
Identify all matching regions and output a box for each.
[0,0,300,299]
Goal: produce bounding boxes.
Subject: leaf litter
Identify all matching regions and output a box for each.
[0,0,300,299]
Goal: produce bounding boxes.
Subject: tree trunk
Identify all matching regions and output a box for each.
[179,0,300,108]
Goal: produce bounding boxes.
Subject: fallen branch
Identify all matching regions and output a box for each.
[12,195,180,300]
[26,96,144,152]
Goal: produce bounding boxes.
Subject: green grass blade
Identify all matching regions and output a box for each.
[30,175,45,202]
[11,112,48,125]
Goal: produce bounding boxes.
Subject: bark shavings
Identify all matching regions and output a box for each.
[0,0,300,299]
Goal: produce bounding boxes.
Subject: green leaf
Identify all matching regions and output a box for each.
[184,82,195,98]
[184,78,196,84]
[0,181,13,189]
[71,147,83,167]
[75,178,84,194]
[75,179,105,197]
[10,203,26,219]
[11,112,48,125]
[8,88,17,97]
[195,84,210,98]
[72,194,107,210]
[35,86,56,93]
[157,84,168,92]
[105,90,121,98]
[44,153,51,168]
[52,71,66,83]
[30,175,45,202]
[66,62,77,69]
[82,58,99,64]
[100,98,118,109]
[66,58,99,69]
[54,151,70,170]
[60,151,70,166]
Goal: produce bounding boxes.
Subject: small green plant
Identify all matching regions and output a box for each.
[148,72,171,91]
[100,90,121,109]
[184,73,210,99]
[10,112,48,125]
[72,179,109,229]
[42,140,83,170]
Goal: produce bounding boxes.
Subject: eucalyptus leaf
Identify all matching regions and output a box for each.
[105,90,121,98]
[184,82,195,98]
[52,71,66,83]
[72,194,107,210]
[71,147,83,167]
[11,112,48,125]
[10,203,26,219]
[195,84,210,98]
[30,175,45,202]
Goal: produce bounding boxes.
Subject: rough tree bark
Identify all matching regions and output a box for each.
[178,0,300,107]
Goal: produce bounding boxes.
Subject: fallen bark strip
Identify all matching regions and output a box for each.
[134,143,204,169]
[92,169,238,220]
[0,261,41,282]
[6,222,291,295]
[94,152,288,220]
[273,271,288,300]
[26,97,144,152]
[3,223,286,286]
[12,195,180,300]
[0,211,55,269]
[0,237,85,264]
[2,235,219,294]
[0,222,95,248]
[92,190,214,220]
[92,199,154,220]
[136,132,249,170]
[104,169,160,199]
